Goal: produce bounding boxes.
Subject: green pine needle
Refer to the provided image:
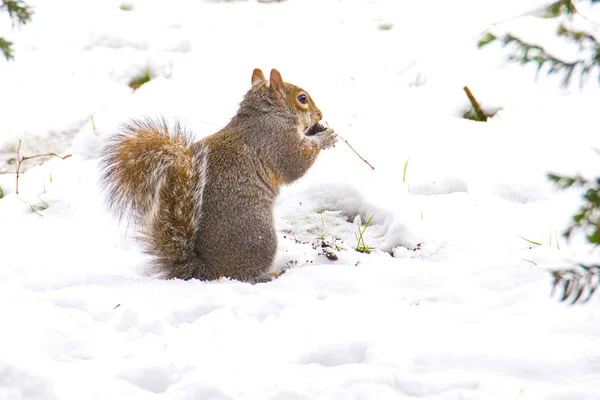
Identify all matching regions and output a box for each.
[477,32,497,48]
[0,38,14,61]
[537,0,576,19]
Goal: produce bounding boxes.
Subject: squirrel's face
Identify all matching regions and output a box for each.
[288,86,323,134]
[251,68,323,134]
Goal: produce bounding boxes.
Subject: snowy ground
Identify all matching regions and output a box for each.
[1,0,600,399]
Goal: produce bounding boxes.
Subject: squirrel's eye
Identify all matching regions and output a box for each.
[297,94,308,105]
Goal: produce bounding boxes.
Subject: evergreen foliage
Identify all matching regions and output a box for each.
[480,1,600,303]
[551,264,600,304]
[548,173,600,245]
[548,171,600,304]
[1,0,33,61]
[478,0,600,88]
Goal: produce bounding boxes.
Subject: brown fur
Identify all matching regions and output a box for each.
[101,119,204,276]
[100,69,337,281]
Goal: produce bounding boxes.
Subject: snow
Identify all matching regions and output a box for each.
[1,0,600,398]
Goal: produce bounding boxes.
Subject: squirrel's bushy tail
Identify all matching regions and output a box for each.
[100,118,206,278]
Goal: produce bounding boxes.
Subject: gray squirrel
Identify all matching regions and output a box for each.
[100,68,337,281]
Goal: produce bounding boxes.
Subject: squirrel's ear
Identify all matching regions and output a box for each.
[252,69,266,86]
[269,69,284,91]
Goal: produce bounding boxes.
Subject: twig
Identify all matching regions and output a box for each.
[463,86,488,122]
[336,133,375,170]
[477,7,539,37]
[16,139,72,194]
[570,1,600,30]
[478,1,600,37]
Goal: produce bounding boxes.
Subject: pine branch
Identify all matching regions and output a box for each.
[0,37,13,60]
[556,24,600,86]
[549,172,600,244]
[551,264,600,304]
[537,0,577,19]
[0,1,32,61]
[499,33,599,87]
[478,0,600,87]
[478,33,582,86]
[547,172,588,189]
[557,24,598,48]
[1,0,33,26]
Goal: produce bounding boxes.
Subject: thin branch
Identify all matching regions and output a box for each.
[477,6,541,37]
[478,0,600,37]
[15,139,72,194]
[570,1,600,29]
[336,133,375,170]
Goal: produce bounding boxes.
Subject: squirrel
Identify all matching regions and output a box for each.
[100,68,337,282]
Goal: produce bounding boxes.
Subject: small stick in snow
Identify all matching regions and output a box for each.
[336,133,375,170]
[463,86,488,122]
[326,123,374,170]
[16,139,72,195]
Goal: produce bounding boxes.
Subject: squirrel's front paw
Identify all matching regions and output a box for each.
[317,128,338,150]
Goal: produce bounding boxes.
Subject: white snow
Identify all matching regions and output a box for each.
[1,0,600,399]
